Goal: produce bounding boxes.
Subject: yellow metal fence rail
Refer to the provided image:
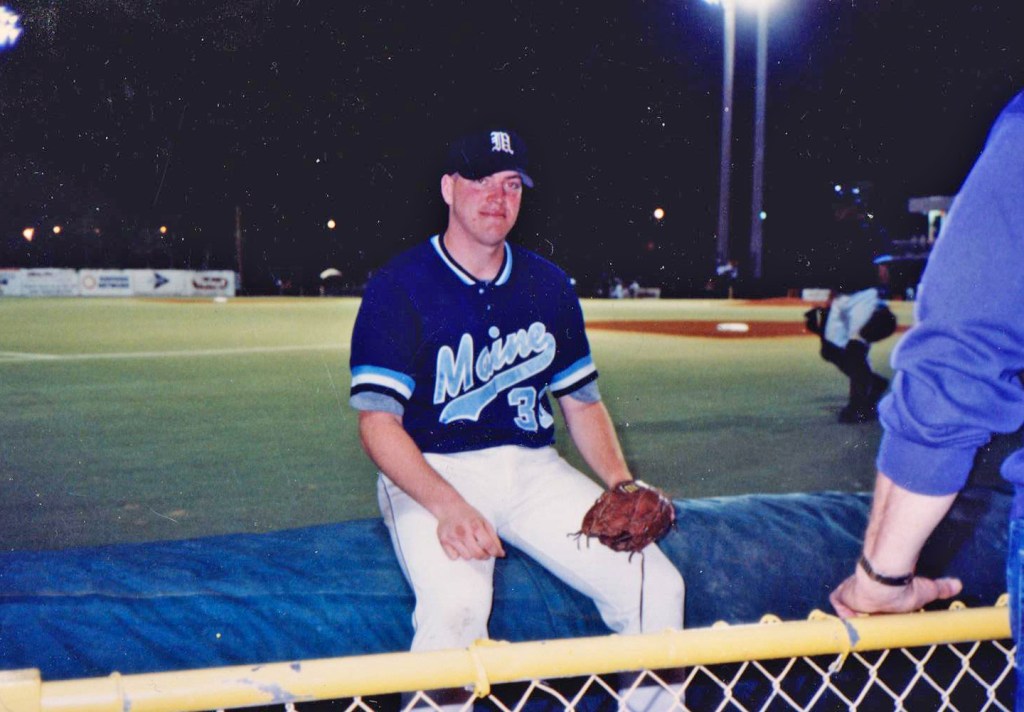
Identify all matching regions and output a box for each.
[0,600,1013,712]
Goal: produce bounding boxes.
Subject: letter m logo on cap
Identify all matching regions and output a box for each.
[490,131,514,154]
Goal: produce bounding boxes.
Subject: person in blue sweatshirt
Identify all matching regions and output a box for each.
[829,90,1024,706]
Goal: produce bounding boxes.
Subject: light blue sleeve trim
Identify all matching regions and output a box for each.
[351,365,415,400]
[550,355,596,393]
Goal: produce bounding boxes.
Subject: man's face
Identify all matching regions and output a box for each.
[441,170,523,247]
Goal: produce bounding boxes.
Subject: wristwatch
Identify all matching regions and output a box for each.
[859,554,914,587]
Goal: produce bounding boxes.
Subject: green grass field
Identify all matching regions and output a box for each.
[0,297,914,552]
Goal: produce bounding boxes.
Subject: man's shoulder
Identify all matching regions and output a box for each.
[509,242,571,282]
[368,236,439,284]
[982,90,1024,149]
[1004,90,1024,118]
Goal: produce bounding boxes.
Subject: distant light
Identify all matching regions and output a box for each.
[759,210,767,221]
[851,187,861,195]
[326,219,337,230]
[707,0,777,9]
[866,213,875,220]
[22,227,34,242]
[834,184,843,193]
[52,225,62,235]
[652,207,665,220]
[0,6,23,50]
[159,225,168,234]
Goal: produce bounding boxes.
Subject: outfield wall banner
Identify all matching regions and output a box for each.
[188,270,235,297]
[79,270,133,297]
[0,269,237,297]
[129,269,191,296]
[0,268,22,296]
[129,270,236,297]
[20,268,78,296]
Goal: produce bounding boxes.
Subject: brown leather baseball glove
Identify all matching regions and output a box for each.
[574,480,675,556]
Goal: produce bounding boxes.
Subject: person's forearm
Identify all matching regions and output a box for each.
[358,410,505,560]
[861,471,958,576]
[357,410,464,519]
[560,397,632,488]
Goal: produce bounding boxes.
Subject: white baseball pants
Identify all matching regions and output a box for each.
[378,445,684,650]
[378,445,686,710]
[824,287,880,348]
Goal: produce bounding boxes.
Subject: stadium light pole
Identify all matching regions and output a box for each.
[705,0,736,272]
[748,0,769,281]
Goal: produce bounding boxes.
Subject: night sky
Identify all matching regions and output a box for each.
[1,1,1022,295]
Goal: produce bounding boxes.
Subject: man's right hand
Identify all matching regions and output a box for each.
[357,410,506,561]
[436,500,506,561]
[830,570,962,618]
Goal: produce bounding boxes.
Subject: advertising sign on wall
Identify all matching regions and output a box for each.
[0,269,21,296]
[0,269,237,298]
[129,270,190,296]
[79,270,133,297]
[188,271,236,297]
[20,269,78,297]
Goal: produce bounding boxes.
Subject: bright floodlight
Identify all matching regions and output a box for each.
[52,225,62,235]
[707,0,778,7]
[22,227,34,242]
[0,6,22,50]
[326,219,337,229]
[159,225,168,234]
[653,207,665,220]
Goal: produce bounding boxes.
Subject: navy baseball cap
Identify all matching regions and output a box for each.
[444,129,534,188]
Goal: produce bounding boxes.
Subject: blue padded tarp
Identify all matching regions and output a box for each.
[0,487,1010,682]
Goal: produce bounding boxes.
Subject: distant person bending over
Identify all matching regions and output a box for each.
[348,128,685,710]
[829,90,1024,706]
[805,188,896,423]
[805,292,896,423]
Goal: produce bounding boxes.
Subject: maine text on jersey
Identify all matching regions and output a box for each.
[435,322,555,428]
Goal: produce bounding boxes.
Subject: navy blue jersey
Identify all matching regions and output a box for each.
[350,235,598,454]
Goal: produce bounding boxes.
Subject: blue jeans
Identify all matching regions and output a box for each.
[1007,517,1024,709]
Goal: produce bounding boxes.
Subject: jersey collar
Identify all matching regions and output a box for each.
[430,234,513,287]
